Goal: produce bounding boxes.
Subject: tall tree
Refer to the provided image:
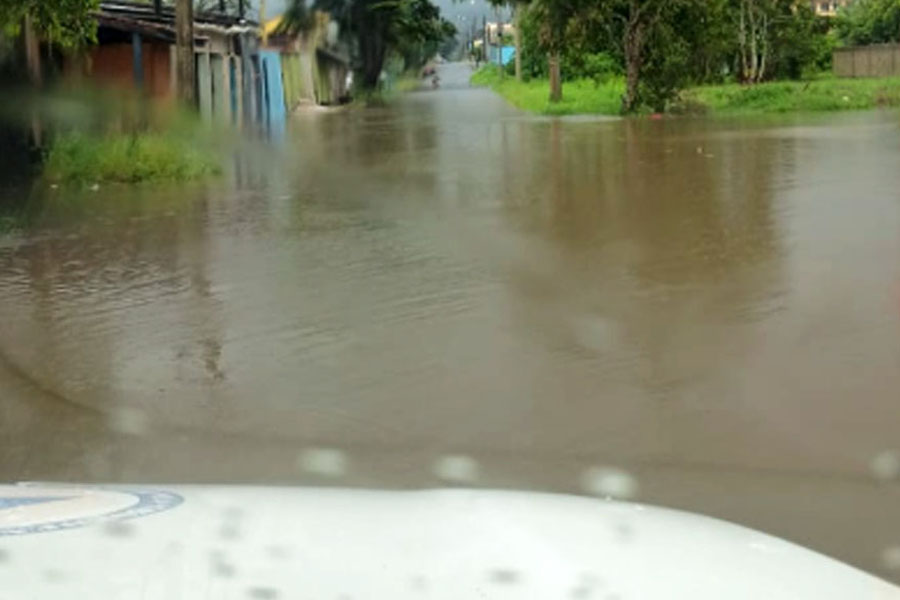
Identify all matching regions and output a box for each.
[0,0,98,145]
[733,0,823,83]
[175,0,196,105]
[735,0,774,83]
[0,0,99,83]
[513,2,524,80]
[836,0,900,45]
[615,0,672,113]
[306,0,454,90]
[0,0,98,49]
[529,0,585,101]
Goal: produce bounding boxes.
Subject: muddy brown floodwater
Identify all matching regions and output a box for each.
[2,63,900,581]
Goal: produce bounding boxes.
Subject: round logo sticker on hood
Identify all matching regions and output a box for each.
[0,485,183,536]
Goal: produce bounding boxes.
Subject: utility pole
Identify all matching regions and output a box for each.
[260,0,268,46]
[175,0,195,105]
[496,14,503,79]
[482,16,487,67]
[513,2,522,81]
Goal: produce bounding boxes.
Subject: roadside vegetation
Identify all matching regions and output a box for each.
[44,130,221,184]
[281,0,456,94]
[474,0,900,116]
[474,66,900,115]
[471,67,623,115]
[679,76,900,114]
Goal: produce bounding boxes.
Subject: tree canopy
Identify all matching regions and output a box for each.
[836,0,900,45]
[300,0,455,89]
[512,0,831,112]
[0,0,99,49]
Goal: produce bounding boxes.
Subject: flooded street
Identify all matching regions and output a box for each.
[2,63,900,580]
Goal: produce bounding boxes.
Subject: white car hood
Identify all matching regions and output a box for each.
[0,483,897,600]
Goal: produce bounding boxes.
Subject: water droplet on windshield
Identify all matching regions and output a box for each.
[432,455,480,484]
[103,521,136,538]
[488,569,521,584]
[882,546,900,571]
[42,569,67,583]
[296,448,348,477]
[107,407,150,436]
[870,450,900,482]
[581,466,638,500]
[212,560,236,578]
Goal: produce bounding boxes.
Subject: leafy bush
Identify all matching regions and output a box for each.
[679,76,900,113]
[836,0,900,45]
[44,132,220,184]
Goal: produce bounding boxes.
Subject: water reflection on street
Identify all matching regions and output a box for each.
[2,64,899,580]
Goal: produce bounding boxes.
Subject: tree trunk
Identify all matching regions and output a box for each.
[358,21,387,90]
[756,11,768,82]
[23,14,43,147]
[513,3,522,81]
[738,0,748,82]
[548,51,561,102]
[622,15,644,113]
[175,0,195,106]
[23,14,42,86]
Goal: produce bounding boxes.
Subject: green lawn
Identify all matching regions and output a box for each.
[44,131,221,184]
[471,67,624,116]
[471,66,900,115]
[681,76,900,113]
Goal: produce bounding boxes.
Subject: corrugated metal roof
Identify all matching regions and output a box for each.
[95,0,259,35]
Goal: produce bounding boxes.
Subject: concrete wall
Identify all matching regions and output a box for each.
[197,51,213,118]
[281,53,303,110]
[297,44,317,104]
[834,45,900,78]
[80,30,289,130]
[83,41,173,100]
[314,53,349,105]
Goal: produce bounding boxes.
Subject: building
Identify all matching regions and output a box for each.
[263,13,351,107]
[73,1,264,125]
[811,0,852,17]
[66,1,350,132]
[483,22,515,66]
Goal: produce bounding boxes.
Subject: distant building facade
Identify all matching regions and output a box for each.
[810,0,852,17]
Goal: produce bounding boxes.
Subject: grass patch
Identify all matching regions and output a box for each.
[472,66,900,116]
[471,67,624,116]
[679,76,900,114]
[44,131,221,184]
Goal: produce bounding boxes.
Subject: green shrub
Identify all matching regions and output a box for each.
[471,66,624,115]
[476,64,900,116]
[44,132,220,184]
[679,76,900,113]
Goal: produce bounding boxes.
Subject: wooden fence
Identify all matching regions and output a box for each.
[834,44,900,78]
